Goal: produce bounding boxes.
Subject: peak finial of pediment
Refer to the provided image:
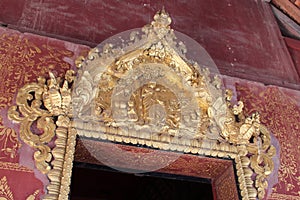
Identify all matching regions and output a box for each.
[152,8,172,28]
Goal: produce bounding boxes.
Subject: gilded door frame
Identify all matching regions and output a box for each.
[8,10,276,200]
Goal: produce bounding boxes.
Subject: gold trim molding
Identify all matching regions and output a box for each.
[8,71,76,200]
[8,10,276,200]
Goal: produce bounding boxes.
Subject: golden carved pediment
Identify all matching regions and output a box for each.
[8,9,276,200]
[73,10,227,143]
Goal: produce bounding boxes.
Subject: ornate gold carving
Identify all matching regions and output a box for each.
[8,70,76,200]
[73,9,227,146]
[222,91,261,144]
[73,10,276,200]
[7,9,276,200]
[236,85,300,198]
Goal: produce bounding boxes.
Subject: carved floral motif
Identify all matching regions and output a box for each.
[7,10,277,200]
[0,27,86,200]
[8,71,76,200]
[72,9,276,200]
[237,84,300,199]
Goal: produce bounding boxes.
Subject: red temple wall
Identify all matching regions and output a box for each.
[0,27,88,199]
[0,25,299,200]
[1,0,300,89]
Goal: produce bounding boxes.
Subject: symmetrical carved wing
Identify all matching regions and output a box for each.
[8,10,276,200]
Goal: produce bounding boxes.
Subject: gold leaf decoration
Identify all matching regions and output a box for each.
[7,9,276,200]
[72,10,276,200]
[8,70,76,200]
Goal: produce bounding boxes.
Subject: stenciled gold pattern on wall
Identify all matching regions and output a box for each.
[0,30,78,165]
[0,176,13,200]
[237,84,300,199]
[7,10,276,200]
[0,32,73,111]
[0,27,87,200]
[0,119,20,161]
[214,166,237,200]
[0,175,40,200]
[8,70,77,200]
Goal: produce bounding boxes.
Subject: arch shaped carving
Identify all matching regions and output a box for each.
[8,10,276,200]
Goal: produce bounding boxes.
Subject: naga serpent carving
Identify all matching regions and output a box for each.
[8,10,276,200]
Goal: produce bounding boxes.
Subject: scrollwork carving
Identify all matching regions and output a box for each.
[8,70,76,200]
[7,9,276,200]
[73,10,276,200]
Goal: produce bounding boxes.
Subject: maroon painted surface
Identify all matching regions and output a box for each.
[0,26,89,199]
[0,0,299,89]
[285,37,300,77]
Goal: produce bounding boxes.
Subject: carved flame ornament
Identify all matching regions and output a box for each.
[8,71,77,199]
[8,10,276,200]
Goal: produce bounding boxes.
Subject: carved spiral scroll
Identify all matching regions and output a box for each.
[8,71,76,200]
[72,10,277,200]
[7,9,277,200]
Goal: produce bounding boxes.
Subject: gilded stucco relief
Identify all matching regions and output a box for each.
[7,10,277,200]
[237,84,300,199]
[0,26,87,200]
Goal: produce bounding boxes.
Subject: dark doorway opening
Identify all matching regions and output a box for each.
[70,162,214,200]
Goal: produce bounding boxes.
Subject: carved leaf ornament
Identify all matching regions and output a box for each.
[8,10,276,200]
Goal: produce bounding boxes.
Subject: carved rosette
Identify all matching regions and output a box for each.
[8,70,76,200]
[7,9,276,200]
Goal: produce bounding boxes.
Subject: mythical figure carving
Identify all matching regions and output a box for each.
[8,9,276,200]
